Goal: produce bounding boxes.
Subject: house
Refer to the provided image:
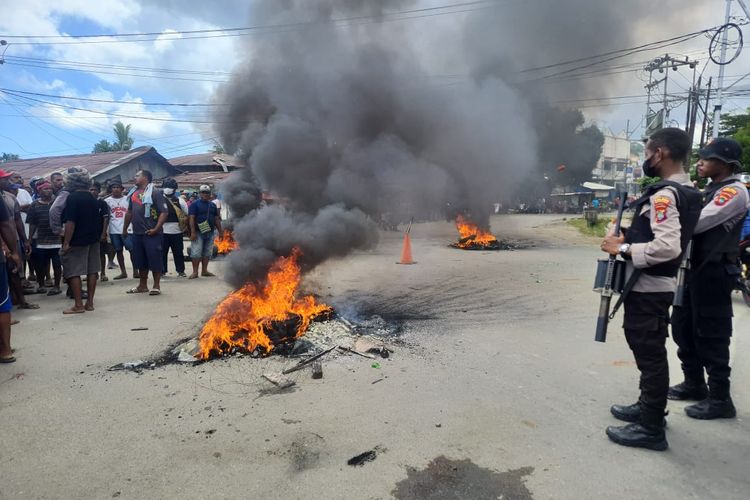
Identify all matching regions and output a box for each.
[591,129,639,194]
[1,146,180,185]
[168,153,245,173]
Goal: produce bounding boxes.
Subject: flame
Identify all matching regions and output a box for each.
[214,230,238,254]
[197,247,331,360]
[454,215,498,248]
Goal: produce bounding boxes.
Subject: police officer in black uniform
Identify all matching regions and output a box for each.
[669,138,750,419]
[601,128,702,451]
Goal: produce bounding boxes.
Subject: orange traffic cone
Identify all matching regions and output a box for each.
[397,232,416,265]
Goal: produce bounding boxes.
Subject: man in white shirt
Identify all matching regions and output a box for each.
[105,179,129,280]
[160,178,189,277]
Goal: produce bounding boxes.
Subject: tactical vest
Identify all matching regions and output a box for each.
[693,179,744,264]
[625,180,702,277]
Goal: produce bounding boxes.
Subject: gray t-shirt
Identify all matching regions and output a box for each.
[127,187,168,235]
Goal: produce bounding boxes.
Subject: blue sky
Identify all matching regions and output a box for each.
[0,0,745,162]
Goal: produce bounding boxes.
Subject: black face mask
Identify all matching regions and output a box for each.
[642,155,659,177]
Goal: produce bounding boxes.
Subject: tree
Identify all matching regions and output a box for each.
[112,121,134,151]
[92,140,116,153]
[211,141,225,154]
[92,121,134,153]
[719,110,750,137]
[1,152,19,164]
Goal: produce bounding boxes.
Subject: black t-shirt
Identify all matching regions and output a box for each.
[61,190,103,247]
[97,199,110,232]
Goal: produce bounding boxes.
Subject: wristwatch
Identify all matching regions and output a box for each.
[618,243,631,258]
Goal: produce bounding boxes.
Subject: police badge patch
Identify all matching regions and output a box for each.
[714,187,738,206]
[653,196,671,223]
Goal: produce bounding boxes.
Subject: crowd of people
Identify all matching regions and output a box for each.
[0,166,224,363]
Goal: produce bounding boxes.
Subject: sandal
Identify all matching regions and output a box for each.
[17,303,40,310]
[63,307,85,315]
[0,356,16,363]
[126,287,149,294]
[100,276,109,282]
[201,271,216,277]
[113,274,128,280]
[188,274,199,280]
[149,289,161,296]
[47,288,62,296]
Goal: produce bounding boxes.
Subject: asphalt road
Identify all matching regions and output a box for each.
[1,214,747,499]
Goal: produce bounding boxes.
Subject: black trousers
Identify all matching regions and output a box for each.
[162,233,185,274]
[623,291,673,426]
[671,261,736,399]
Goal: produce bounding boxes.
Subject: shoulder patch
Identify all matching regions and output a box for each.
[653,196,671,223]
[714,186,739,206]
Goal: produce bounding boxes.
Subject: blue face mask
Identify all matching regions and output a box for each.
[9,183,23,190]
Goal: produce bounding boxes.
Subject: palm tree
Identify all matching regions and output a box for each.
[112,121,134,151]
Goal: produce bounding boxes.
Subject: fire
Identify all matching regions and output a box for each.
[214,230,238,254]
[197,247,331,360]
[454,214,499,248]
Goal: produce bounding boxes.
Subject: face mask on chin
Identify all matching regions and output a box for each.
[163,188,175,195]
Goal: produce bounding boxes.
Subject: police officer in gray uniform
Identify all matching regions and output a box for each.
[601,128,702,451]
[669,138,750,419]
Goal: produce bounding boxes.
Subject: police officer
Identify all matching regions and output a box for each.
[600,128,701,451]
[668,138,750,419]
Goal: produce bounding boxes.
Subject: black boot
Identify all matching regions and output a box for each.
[610,402,668,426]
[605,423,668,451]
[610,402,640,423]
[668,381,708,401]
[685,398,736,420]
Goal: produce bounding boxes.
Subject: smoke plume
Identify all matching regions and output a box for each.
[213,0,700,286]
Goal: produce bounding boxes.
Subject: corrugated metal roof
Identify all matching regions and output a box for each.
[172,171,233,187]
[168,153,245,170]
[1,146,161,180]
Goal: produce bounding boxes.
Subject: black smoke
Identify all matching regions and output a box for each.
[212,0,697,285]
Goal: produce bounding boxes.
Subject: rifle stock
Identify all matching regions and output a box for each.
[594,191,628,343]
[673,240,692,307]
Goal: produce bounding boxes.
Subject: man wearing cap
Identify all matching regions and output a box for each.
[669,138,750,419]
[160,178,189,277]
[188,185,223,279]
[105,178,129,280]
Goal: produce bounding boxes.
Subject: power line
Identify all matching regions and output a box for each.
[0,88,227,107]
[0,0,510,46]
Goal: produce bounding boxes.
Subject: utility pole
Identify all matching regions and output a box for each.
[712,0,734,139]
[701,77,713,147]
[643,54,698,137]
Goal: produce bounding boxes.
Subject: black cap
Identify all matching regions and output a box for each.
[698,137,743,168]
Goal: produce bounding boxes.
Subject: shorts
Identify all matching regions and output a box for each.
[61,242,101,279]
[190,231,215,259]
[131,234,163,273]
[110,234,125,252]
[33,247,62,268]
[0,266,12,313]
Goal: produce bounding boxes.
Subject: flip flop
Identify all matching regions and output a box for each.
[126,288,149,294]
[149,289,161,296]
[201,272,216,277]
[17,303,40,310]
[188,274,199,280]
[101,276,109,282]
[63,308,85,315]
[113,274,128,280]
[47,289,62,296]
[0,356,16,363]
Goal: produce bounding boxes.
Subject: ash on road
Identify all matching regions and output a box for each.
[2,215,748,499]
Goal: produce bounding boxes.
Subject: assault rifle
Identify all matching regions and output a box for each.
[673,241,692,308]
[595,192,628,343]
